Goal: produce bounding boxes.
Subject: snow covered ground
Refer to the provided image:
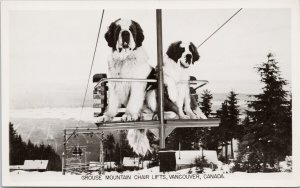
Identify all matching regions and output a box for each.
[4,167,296,187]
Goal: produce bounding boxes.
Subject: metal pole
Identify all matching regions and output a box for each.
[62,129,66,175]
[156,9,165,149]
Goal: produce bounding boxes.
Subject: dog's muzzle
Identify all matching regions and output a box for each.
[186,54,192,64]
[121,31,130,49]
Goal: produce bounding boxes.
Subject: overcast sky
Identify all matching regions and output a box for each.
[9,9,291,109]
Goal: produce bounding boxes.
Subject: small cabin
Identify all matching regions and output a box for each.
[9,165,23,172]
[122,157,141,170]
[10,160,49,172]
[23,160,49,171]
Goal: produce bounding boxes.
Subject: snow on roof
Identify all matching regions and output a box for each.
[104,162,117,169]
[89,161,100,166]
[175,150,218,165]
[23,160,48,170]
[88,161,117,169]
[9,165,24,170]
[122,157,139,167]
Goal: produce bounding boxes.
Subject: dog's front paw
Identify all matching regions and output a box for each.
[186,110,198,119]
[179,114,190,119]
[193,113,202,119]
[193,108,207,119]
[96,114,112,122]
[121,113,140,122]
[193,112,207,119]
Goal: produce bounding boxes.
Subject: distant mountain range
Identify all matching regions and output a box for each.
[10,117,124,161]
[10,89,255,110]
[210,93,255,112]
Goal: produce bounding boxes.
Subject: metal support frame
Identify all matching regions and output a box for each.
[94,78,208,89]
[93,119,220,131]
[62,131,105,175]
[65,119,219,133]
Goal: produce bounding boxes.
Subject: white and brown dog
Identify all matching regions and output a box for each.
[146,41,207,119]
[98,19,153,156]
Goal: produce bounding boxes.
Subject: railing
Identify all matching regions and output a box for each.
[94,78,208,89]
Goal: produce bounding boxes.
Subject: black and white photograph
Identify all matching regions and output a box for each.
[1,0,300,187]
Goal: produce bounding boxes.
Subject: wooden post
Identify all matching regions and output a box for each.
[231,139,234,159]
[156,9,165,149]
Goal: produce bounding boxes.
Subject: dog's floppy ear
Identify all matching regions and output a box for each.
[189,42,200,64]
[105,20,120,48]
[131,20,144,48]
[166,41,183,63]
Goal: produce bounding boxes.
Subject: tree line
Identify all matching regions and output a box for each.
[9,123,62,171]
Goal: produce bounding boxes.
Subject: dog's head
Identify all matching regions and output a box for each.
[105,19,144,52]
[166,41,200,68]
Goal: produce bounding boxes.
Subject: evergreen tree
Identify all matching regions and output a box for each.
[45,144,62,171]
[104,133,115,168]
[202,127,222,153]
[195,90,214,152]
[9,122,17,145]
[199,89,213,117]
[241,53,291,171]
[216,100,231,162]
[39,143,46,160]
[227,91,240,138]
[114,143,121,165]
[199,91,240,160]
[284,93,292,155]
[9,122,17,165]
[119,130,135,159]
[235,115,251,163]
[227,91,240,159]
[26,140,35,159]
[166,128,199,150]
[11,134,27,165]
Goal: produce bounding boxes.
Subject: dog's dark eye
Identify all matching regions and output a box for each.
[179,47,185,54]
[129,25,136,40]
[114,26,121,40]
[189,43,200,62]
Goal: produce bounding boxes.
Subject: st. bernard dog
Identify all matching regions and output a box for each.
[98,18,152,156]
[146,41,207,119]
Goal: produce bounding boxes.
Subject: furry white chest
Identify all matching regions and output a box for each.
[108,47,151,105]
[162,56,193,119]
[163,56,190,92]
